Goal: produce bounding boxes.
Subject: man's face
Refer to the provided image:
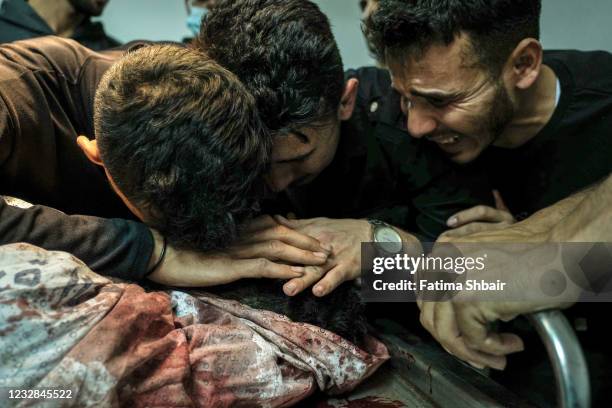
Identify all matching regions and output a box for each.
[265,120,341,193]
[389,35,515,164]
[69,0,109,16]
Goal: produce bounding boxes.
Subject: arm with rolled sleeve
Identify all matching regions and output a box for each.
[0,197,154,280]
[0,50,154,281]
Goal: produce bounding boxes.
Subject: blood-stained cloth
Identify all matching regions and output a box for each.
[0,243,388,407]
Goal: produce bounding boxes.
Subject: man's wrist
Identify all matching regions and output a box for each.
[146,229,175,283]
[147,229,164,271]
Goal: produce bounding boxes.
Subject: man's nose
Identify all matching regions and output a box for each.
[406,104,437,139]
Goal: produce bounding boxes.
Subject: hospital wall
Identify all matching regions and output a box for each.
[99,0,612,69]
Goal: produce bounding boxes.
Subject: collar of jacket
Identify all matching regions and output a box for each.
[0,0,53,35]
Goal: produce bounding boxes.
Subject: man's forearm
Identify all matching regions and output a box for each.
[550,174,612,242]
[448,184,594,243]
[0,198,154,280]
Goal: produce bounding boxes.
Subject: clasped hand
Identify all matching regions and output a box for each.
[229,215,371,297]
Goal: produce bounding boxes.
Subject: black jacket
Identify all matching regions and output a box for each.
[0,0,120,51]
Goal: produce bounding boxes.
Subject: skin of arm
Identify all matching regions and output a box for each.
[146,227,308,287]
[549,174,612,242]
[421,174,612,370]
[438,184,594,244]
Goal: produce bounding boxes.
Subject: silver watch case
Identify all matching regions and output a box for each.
[369,219,403,254]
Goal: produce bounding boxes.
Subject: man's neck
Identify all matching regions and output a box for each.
[495,64,558,149]
[29,0,86,38]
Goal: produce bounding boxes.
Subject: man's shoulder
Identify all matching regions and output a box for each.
[0,0,52,41]
[0,36,116,82]
[346,66,392,97]
[345,66,403,131]
[544,49,612,92]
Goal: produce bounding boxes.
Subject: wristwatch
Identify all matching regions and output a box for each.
[368,219,403,254]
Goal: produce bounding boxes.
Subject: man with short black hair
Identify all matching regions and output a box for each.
[0,37,303,287]
[0,0,119,50]
[197,0,493,298]
[365,0,612,227]
[365,1,612,405]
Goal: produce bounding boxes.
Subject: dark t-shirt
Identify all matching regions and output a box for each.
[0,0,121,51]
[478,50,612,408]
[0,36,152,280]
[478,50,612,220]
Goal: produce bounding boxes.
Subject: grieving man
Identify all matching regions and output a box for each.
[0,37,303,287]
[366,0,612,234]
[0,0,119,50]
[366,1,612,405]
[196,0,493,298]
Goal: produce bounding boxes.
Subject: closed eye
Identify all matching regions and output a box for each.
[426,97,451,108]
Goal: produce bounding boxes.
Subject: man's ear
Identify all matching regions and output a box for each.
[76,136,103,166]
[505,38,543,90]
[77,135,148,221]
[338,78,359,121]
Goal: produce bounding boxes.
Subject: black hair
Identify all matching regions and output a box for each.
[209,279,368,347]
[95,44,270,250]
[196,0,345,134]
[365,0,541,74]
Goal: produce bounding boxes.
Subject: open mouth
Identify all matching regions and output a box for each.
[427,134,461,145]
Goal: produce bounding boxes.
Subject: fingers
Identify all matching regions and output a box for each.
[419,301,436,333]
[243,215,278,233]
[311,265,353,297]
[469,332,525,357]
[493,189,510,212]
[273,214,300,229]
[419,302,509,370]
[447,205,515,228]
[440,221,511,239]
[228,240,328,266]
[455,303,525,357]
[239,220,330,254]
[283,265,327,296]
[431,302,507,370]
[240,258,305,280]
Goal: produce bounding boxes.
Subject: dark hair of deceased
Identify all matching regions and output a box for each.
[365,0,541,74]
[94,44,270,250]
[196,0,345,135]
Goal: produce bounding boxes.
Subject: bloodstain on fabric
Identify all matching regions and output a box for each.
[0,244,390,407]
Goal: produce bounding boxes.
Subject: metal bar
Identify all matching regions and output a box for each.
[528,311,591,408]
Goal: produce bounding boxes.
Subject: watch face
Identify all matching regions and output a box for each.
[375,227,403,253]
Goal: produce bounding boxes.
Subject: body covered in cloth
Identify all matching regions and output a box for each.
[0,243,388,407]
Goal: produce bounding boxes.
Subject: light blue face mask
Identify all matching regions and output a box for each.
[186,6,208,36]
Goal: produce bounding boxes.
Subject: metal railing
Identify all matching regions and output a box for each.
[528,311,590,408]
